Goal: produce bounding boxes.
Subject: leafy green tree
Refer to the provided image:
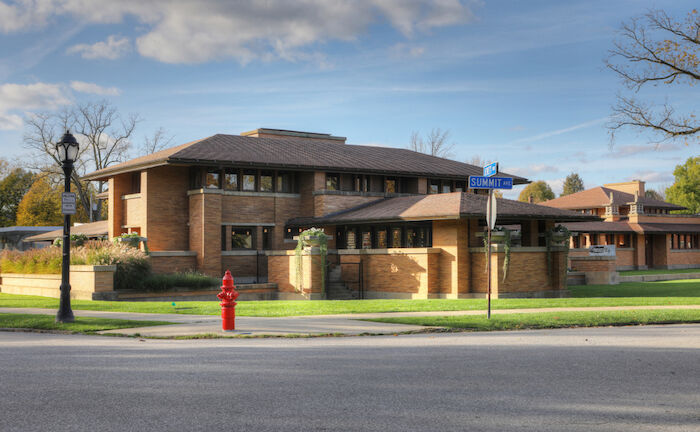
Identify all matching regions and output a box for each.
[561,173,585,196]
[518,181,555,203]
[665,156,700,214]
[0,168,35,226]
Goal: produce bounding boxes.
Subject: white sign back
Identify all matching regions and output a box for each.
[486,191,497,230]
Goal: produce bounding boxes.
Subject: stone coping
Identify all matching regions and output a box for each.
[221,250,259,256]
[0,264,116,277]
[669,249,700,253]
[338,247,441,255]
[265,248,440,256]
[187,188,300,198]
[149,251,197,257]
[312,190,418,198]
[467,246,567,253]
[121,193,141,200]
[571,247,635,252]
[570,255,616,261]
[221,222,275,227]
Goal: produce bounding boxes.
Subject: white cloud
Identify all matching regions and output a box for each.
[628,170,674,184]
[546,177,566,196]
[390,43,426,58]
[506,163,558,177]
[67,35,130,60]
[70,81,121,96]
[2,0,474,64]
[0,82,72,130]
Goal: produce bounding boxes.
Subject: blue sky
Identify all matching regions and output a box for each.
[0,0,697,199]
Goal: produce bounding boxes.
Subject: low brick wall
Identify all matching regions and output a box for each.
[668,250,700,269]
[470,246,568,298]
[267,250,324,300]
[570,256,618,285]
[0,265,117,300]
[148,251,197,274]
[338,248,440,299]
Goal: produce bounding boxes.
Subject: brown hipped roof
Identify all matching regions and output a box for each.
[541,187,685,210]
[83,134,528,183]
[563,221,700,234]
[288,192,599,226]
[24,220,108,242]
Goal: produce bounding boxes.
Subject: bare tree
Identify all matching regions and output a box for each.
[408,128,455,158]
[606,9,699,145]
[466,155,494,167]
[23,100,141,220]
[140,127,174,156]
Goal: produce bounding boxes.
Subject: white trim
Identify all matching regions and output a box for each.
[187,188,300,198]
[121,193,141,200]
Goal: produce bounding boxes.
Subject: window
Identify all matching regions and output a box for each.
[429,179,440,194]
[231,227,254,249]
[376,228,388,248]
[385,178,396,194]
[442,183,452,193]
[617,234,631,248]
[326,173,339,191]
[346,228,357,249]
[391,227,402,248]
[262,227,273,250]
[224,169,238,190]
[285,226,304,240]
[205,170,220,189]
[277,172,295,193]
[361,230,372,249]
[260,171,273,192]
[130,172,141,194]
[454,180,466,192]
[242,170,256,191]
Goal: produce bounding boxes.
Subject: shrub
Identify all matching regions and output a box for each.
[140,272,220,292]
[0,240,149,291]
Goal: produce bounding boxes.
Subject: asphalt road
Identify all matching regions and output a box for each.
[1,325,698,432]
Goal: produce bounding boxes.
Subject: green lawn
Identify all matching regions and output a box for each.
[1,279,699,317]
[0,313,174,333]
[619,268,700,276]
[368,309,700,332]
[570,279,700,297]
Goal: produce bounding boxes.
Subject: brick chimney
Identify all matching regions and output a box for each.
[604,180,645,197]
[241,128,346,144]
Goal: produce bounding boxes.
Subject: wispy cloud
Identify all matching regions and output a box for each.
[0,82,72,130]
[67,36,131,60]
[70,81,121,96]
[609,142,681,158]
[507,117,608,145]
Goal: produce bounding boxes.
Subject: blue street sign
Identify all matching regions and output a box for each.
[468,176,513,190]
[483,162,498,177]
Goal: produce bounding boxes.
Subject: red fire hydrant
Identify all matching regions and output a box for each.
[217,270,239,331]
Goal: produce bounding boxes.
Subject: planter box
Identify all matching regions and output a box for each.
[0,265,116,300]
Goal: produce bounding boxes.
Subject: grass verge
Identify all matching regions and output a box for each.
[0,313,174,333]
[368,309,700,332]
[1,279,699,317]
[619,268,700,276]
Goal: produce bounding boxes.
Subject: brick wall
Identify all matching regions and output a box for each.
[433,220,470,296]
[668,250,700,268]
[108,175,131,239]
[149,255,197,274]
[268,252,323,297]
[143,166,190,251]
[222,255,259,279]
[189,192,222,276]
[122,195,143,229]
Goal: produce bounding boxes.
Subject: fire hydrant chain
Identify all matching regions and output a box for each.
[217,270,239,331]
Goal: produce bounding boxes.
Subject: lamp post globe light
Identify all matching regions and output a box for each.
[55,130,79,323]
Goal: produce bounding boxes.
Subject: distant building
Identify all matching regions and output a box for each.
[542,181,700,270]
[0,226,61,251]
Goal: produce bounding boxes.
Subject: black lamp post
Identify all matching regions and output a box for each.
[56,130,79,323]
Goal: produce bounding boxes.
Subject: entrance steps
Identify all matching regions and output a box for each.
[326,266,358,300]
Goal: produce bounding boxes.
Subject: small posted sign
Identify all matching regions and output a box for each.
[61,192,77,215]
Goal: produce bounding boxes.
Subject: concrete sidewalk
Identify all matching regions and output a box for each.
[2,305,699,338]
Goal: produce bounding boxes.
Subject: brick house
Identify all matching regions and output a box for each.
[84,128,595,299]
[541,181,700,270]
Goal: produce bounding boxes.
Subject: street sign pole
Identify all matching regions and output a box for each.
[486,190,492,319]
